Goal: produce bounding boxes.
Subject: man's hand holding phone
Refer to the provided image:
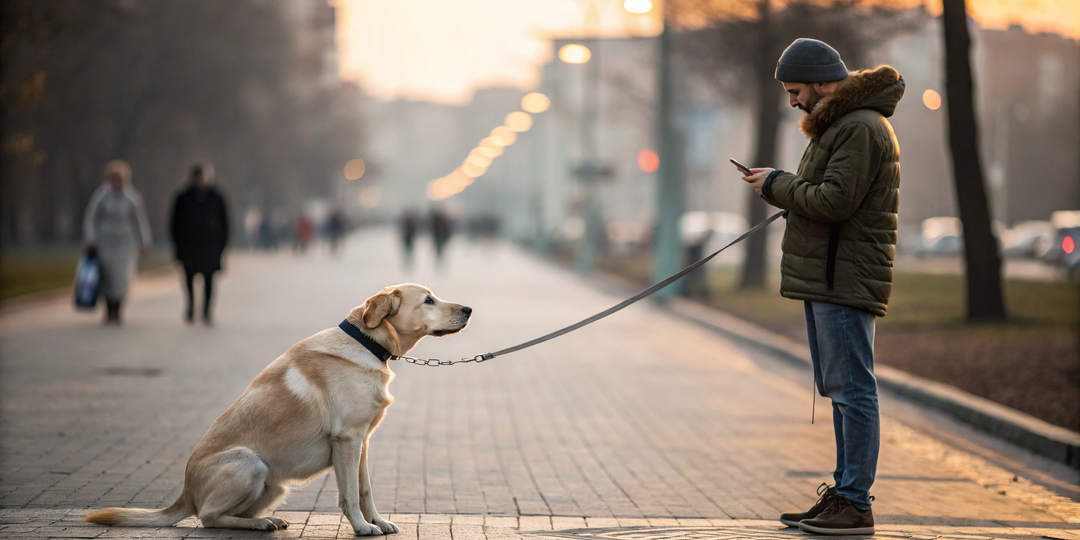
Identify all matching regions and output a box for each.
[731,159,774,196]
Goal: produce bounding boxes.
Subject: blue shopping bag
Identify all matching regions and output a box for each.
[74,247,101,310]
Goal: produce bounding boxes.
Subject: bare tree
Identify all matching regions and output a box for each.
[1,0,363,246]
[941,0,1006,321]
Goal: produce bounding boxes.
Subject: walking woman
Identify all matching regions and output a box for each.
[82,160,152,325]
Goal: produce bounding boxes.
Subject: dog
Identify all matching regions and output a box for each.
[84,283,471,535]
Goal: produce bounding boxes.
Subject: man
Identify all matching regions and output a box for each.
[170,164,230,324]
[738,38,903,535]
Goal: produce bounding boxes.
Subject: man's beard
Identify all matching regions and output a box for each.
[798,85,823,113]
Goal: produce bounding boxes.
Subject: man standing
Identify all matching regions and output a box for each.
[170,164,230,324]
[738,38,903,535]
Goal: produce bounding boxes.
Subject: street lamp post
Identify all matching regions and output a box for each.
[558,36,606,276]
[523,92,552,252]
[576,35,603,276]
[648,1,684,297]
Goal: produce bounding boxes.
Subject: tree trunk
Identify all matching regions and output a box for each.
[941,0,1006,321]
[739,0,779,290]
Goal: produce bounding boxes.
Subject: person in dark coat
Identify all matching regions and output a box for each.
[326,207,347,256]
[170,164,230,324]
[430,206,453,265]
[399,209,420,269]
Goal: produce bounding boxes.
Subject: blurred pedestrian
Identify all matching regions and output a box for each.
[256,212,277,250]
[82,160,152,325]
[326,207,347,256]
[399,209,420,268]
[294,213,315,253]
[430,207,453,265]
[739,39,903,536]
[169,164,230,324]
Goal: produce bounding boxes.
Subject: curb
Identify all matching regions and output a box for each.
[660,296,1080,471]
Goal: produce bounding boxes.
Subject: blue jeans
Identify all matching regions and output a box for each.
[804,301,879,511]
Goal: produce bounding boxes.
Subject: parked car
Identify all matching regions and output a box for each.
[914,216,964,257]
[1000,220,1054,259]
[1064,238,1080,281]
[1040,211,1080,266]
[679,211,748,251]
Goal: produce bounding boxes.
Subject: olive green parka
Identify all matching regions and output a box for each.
[761,65,905,316]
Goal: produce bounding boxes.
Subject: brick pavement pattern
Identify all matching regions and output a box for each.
[2,231,1078,539]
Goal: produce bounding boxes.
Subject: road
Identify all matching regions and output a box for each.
[1,229,1078,539]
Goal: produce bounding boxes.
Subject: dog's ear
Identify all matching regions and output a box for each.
[361,287,402,329]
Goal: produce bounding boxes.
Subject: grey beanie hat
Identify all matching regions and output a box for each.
[775,38,849,83]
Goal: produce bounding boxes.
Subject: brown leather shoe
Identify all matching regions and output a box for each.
[798,496,874,535]
[779,483,836,527]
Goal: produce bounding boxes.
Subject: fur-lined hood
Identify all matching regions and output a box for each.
[800,65,905,139]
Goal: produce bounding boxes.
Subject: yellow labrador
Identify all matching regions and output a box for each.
[85,284,471,535]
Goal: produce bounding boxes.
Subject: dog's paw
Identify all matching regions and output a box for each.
[254,518,281,531]
[267,517,289,529]
[354,522,384,536]
[373,518,399,534]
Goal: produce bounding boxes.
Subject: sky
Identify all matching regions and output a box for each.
[335,0,1080,105]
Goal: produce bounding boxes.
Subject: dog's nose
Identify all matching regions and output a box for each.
[460,306,472,316]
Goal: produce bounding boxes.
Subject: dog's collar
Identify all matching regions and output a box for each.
[339,320,395,363]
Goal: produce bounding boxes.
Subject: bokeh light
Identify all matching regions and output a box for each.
[521,92,550,114]
[466,153,493,168]
[624,0,653,14]
[462,161,487,178]
[343,158,366,180]
[490,126,517,146]
[358,186,380,208]
[1064,236,1075,254]
[447,169,474,188]
[923,89,942,110]
[505,111,533,132]
[637,149,659,173]
[475,144,502,158]
[558,44,591,64]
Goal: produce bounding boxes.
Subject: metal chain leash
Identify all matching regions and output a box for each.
[394,354,493,367]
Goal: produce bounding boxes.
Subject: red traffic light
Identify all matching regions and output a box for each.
[637,149,659,173]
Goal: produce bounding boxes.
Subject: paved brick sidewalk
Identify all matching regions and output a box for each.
[2,230,1078,539]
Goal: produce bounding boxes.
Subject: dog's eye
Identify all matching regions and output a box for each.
[425,296,435,305]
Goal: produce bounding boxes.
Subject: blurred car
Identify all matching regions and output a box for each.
[1064,240,1080,281]
[606,219,651,251]
[1000,220,1055,259]
[914,216,963,257]
[680,211,749,252]
[1048,226,1080,278]
[1040,211,1080,266]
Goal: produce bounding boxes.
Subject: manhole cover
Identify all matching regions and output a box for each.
[525,526,997,540]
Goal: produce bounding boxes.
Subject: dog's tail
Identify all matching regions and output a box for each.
[84,494,193,527]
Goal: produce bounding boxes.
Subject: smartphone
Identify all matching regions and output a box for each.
[730,158,753,176]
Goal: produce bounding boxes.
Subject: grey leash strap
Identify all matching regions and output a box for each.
[396,210,787,367]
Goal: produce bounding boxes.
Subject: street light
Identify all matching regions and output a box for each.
[343,158,366,180]
[923,89,942,110]
[558,43,591,64]
[477,139,504,157]
[466,153,493,169]
[490,126,517,146]
[623,0,652,14]
[522,92,551,114]
[505,111,534,132]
